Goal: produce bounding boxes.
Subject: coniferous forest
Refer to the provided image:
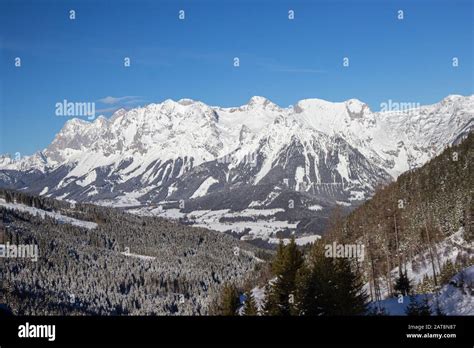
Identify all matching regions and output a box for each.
[0,190,270,315]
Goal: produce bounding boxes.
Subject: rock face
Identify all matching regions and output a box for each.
[0,95,472,240]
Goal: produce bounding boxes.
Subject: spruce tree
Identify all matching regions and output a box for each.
[332,258,369,315]
[295,243,368,316]
[219,284,240,316]
[294,263,319,315]
[242,291,258,316]
[394,271,411,296]
[264,238,303,316]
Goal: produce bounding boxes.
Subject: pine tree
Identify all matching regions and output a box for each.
[294,263,319,315]
[242,291,258,316]
[218,284,240,316]
[394,271,411,296]
[294,243,368,316]
[405,295,431,316]
[264,238,303,316]
[332,258,369,315]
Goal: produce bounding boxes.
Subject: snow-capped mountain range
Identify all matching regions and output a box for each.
[1,95,472,241]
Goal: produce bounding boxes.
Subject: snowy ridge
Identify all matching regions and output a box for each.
[3,95,472,180]
[0,95,472,241]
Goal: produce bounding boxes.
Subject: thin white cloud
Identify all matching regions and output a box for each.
[95,96,146,115]
[97,96,142,105]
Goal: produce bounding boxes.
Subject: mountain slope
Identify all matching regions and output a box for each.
[0,189,268,315]
[0,95,472,242]
[323,132,473,301]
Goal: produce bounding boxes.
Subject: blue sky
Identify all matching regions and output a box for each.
[0,0,473,155]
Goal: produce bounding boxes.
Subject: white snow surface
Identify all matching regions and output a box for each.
[2,95,472,205]
[191,177,219,198]
[130,207,298,241]
[268,234,321,246]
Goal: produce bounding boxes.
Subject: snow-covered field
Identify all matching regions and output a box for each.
[188,210,301,241]
[268,234,321,246]
[131,206,318,244]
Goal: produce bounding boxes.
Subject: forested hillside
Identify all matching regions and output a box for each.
[0,190,270,315]
[325,132,473,301]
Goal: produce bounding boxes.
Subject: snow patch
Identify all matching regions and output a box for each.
[191,177,219,199]
[308,204,322,211]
